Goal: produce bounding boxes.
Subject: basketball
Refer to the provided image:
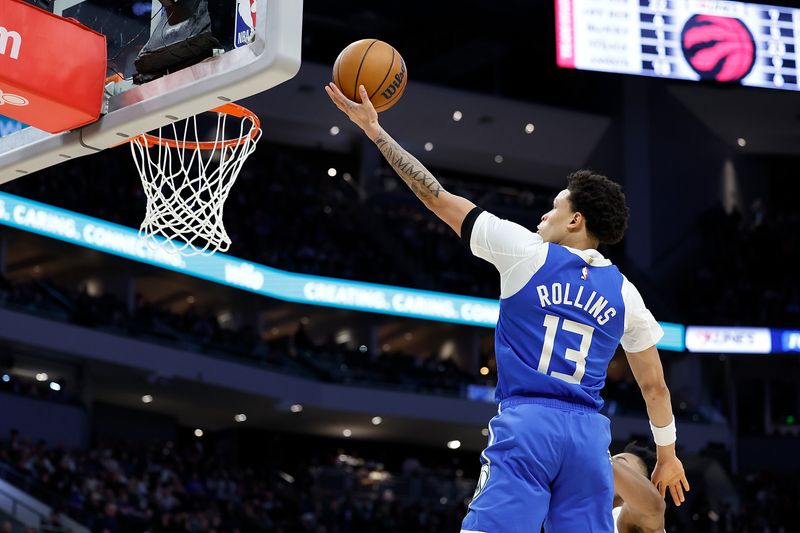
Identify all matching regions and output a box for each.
[333,39,408,112]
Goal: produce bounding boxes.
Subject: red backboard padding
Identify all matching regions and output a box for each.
[0,0,106,134]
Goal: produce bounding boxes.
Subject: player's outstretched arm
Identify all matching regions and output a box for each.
[612,458,665,531]
[325,83,476,236]
[625,345,691,507]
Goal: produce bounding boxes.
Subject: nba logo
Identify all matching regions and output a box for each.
[235,0,257,49]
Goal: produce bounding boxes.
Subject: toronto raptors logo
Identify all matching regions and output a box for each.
[681,14,756,83]
[0,89,28,106]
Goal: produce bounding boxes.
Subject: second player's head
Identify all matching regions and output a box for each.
[615,441,657,479]
[536,170,629,248]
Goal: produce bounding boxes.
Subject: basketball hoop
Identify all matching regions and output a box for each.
[129,103,261,256]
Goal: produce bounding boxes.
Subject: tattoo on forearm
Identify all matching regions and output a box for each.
[374,135,444,201]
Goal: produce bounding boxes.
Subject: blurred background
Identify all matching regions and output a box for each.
[0,0,799,531]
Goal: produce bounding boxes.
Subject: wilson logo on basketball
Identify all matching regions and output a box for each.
[381,60,406,100]
[0,26,22,60]
[680,14,755,83]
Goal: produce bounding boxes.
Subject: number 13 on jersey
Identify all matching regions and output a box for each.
[537,314,594,385]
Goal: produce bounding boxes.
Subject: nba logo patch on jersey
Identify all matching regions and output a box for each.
[581,266,589,280]
[235,0,257,49]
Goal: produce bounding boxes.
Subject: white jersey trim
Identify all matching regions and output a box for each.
[613,506,622,533]
[469,211,548,299]
[620,276,664,352]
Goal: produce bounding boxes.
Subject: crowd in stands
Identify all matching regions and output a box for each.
[1,428,798,532]
[0,271,478,399]
[0,430,471,533]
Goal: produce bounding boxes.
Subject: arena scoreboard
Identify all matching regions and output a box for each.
[556,0,799,91]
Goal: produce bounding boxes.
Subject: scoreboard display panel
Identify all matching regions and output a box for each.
[556,0,799,91]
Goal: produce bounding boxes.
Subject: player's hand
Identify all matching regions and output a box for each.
[651,455,690,506]
[325,83,381,141]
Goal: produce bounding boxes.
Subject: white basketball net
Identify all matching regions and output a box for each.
[129,105,261,256]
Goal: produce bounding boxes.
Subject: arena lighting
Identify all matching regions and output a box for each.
[452,110,463,122]
[494,155,504,164]
[327,168,337,177]
[329,126,340,136]
[142,395,153,403]
[358,345,368,353]
[342,429,352,437]
[525,123,535,134]
[480,366,490,376]
[1,374,9,382]
[424,142,434,151]
[49,382,61,391]
[447,440,461,450]
[737,138,747,147]
[194,429,204,437]
[290,404,303,413]
[481,428,489,437]
[35,372,48,382]
[335,329,353,344]
[234,414,247,422]
[371,416,383,425]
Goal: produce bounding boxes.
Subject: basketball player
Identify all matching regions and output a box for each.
[325,83,689,532]
[613,442,668,533]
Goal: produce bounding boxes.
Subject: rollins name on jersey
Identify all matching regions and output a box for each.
[535,282,617,326]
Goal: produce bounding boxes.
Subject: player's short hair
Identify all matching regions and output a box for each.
[623,441,657,478]
[566,170,629,245]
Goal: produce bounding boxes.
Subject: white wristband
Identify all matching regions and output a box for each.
[650,416,677,447]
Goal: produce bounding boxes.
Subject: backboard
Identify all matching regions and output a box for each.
[0,0,302,183]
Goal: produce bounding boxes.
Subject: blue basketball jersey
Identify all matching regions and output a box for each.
[495,244,625,410]
[461,209,663,532]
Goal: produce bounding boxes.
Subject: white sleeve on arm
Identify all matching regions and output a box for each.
[620,277,664,352]
[464,209,548,298]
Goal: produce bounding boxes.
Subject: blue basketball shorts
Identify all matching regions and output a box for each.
[460,398,614,533]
